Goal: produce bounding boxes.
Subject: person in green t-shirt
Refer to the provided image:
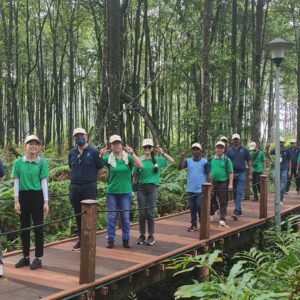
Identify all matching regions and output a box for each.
[210,141,233,226]
[133,139,174,246]
[100,135,142,249]
[0,160,4,277]
[12,135,49,270]
[249,142,266,201]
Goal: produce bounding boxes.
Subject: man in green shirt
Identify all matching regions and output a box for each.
[249,142,266,201]
[210,141,233,226]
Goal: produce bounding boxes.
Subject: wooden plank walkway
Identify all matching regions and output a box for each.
[1,192,300,300]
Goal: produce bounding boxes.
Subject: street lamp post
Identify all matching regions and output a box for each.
[267,38,293,232]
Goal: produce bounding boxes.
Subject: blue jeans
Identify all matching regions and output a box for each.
[188,193,201,227]
[280,169,288,202]
[233,171,246,215]
[106,193,131,241]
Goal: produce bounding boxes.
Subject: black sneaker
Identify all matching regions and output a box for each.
[122,240,131,249]
[146,235,155,246]
[136,234,146,245]
[15,257,30,268]
[72,241,80,251]
[187,226,197,232]
[106,240,114,249]
[231,213,238,221]
[30,258,42,270]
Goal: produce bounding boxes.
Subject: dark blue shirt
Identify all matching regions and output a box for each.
[270,148,291,171]
[226,146,250,172]
[0,160,4,177]
[68,145,104,183]
[287,147,300,167]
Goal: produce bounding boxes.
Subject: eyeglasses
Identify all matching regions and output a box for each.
[77,154,82,165]
[143,145,153,149]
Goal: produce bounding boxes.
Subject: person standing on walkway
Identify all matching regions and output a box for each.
[286,139,300,194]
[266,136,291,204]
[178,142,210,232]
[249,142,266,201]
[226,134,252,219]
[68,128,104,251]
[12,135,49,270]
[134,139,174,246]
[100,135,142,249]
[210,141,233,227]
[0,160,4,276]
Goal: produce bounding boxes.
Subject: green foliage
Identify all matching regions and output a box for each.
[171,215,300,300]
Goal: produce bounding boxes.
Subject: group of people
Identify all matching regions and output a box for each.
[0,129,299,276]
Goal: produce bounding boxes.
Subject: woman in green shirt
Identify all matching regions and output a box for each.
[134,139,174,246]
[12,135,49,270]
[100,135,142,249]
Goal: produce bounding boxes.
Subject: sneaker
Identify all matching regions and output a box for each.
[122,240,131,249]
[15,257,30,268]
[297,191,299,195]
[136,234,146,245]
[72,241,80,251]
[0,264,3,277]
[219,220,226,227]
[231,213,238,221]
[252,196,259,201]
[187,226,198,232]
[30,258,42,270]
[106,240,114,249]
[146,235,155,246]
[280,201,283,205]
[210,215,214,221]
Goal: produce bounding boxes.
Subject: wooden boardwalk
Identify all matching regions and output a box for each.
[1,192,300,300]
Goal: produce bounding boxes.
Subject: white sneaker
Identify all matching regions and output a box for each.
[0,264,3,277]
[219,220,226,227]
[280,201,283,205]
[210,215,214,221]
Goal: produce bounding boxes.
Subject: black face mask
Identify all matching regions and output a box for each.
[75,137,86,146]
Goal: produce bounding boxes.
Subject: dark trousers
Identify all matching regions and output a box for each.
[188,193,201,227]
[19,190,44,258]
[69,182,97,238]
[286,167,300,192]
[252,172,262,198]
[0,229,3,264]
[212,182,228,221]
[137,184,158,235]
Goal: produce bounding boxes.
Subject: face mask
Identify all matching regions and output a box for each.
[76,137,86,146]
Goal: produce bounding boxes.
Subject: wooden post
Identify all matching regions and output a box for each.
[244,168,250,200]
[200,183,212,240]
[80,200,97,284]
[259,175,268,219]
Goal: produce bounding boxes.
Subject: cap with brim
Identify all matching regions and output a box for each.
[142,138,154,147]
[191,143,202,150]
[73,128,87,137]
[215,141,225,147]
[279,136,285,142]
[290,138,296,143]
[109,135,122,144]
[249,142,256,151]
[24,135,40,144]
[232,133,240,140]
[220,136,228,142]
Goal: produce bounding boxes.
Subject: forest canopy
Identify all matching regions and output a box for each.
[0,0,299,152]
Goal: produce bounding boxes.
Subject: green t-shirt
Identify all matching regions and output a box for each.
[250,150,265,173]
[12,156,49,191]
[298,153,300,163]
[103,154,134,194]
[133,156,167,186]
[210,155,233,182]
